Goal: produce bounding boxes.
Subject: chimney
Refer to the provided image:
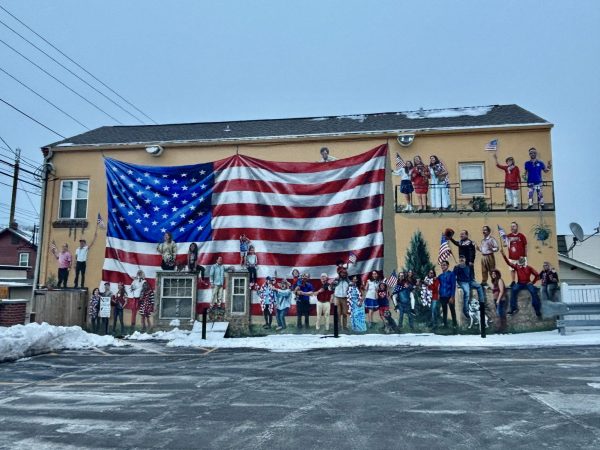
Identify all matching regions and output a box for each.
[9,222,18,230]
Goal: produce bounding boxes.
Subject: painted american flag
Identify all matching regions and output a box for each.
[385,269,398,290]
[395,152,405,170]
[102,144,387,313]
[438,234,452,264]
[485,139,498,151]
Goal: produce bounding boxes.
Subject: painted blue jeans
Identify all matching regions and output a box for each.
[510,283,541,314]
[457,281,485,316]
[276,307,289,328]
[398,302,414,330]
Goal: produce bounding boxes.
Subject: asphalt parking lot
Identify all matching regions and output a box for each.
[1,343,599,449]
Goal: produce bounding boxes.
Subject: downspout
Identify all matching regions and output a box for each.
[30,147,52,311]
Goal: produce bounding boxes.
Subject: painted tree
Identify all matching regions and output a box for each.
[404,230,434,280]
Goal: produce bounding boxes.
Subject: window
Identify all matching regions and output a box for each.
[459,163,485,195]
[19,252,30,267]
[59,180,89,219]
[230,277,247,314]
[159,276,195,319]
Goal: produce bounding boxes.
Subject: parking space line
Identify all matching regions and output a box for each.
[202,347,218,355]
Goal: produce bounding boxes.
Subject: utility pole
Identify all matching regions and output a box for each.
[9,147,20,229]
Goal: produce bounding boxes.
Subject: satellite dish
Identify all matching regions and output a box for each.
[570,222,584,241]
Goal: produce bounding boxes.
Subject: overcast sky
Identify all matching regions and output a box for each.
[0,0,598,234]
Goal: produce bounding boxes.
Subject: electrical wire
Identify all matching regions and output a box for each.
[0,97,65,138]
[0,4,157,125]
[0,178,40,196]
[0,168,41,188]
[0,65,89,129]
[0,38,123,124]
[0,17,146,124]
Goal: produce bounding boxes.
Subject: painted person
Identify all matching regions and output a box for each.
[157,231,177,270]
[294,273,314,330]
[429,155,450,210]
[423,269,441,329]
[453,254,486,319]
[377,281,390,325]
[437,260,457,328]
[332,267,350,330]
[491,269,508,333]
[399,160,414,212]
[319,146,337,162]
[539,261,559,302]
[363,270,380,328]
[209,256,225,305]
[51,243,72,288]
[347,275,366,333]
[393,278,415,331]
[505,222,528,285]
[448,229,477,268]
[74,232,97,288]
[246,245,258,286]
[111,282,128,336]
[88,288,101,333]
[259,276,276,329]
[239,234,250,266]
[274,279,292,331]
[500,248,541,317]
[493,152,521,209]
[138,281,155,332]
[315,273,333,332]
[187,242,205,278]
[476,225,499,287]
[128,270,145,332]
[524,147,552,210]
[411,155,431,211]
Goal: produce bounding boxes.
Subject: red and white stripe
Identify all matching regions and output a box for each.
[102,144,387,314]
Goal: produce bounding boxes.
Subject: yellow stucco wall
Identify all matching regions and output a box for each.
[39,126,556,293]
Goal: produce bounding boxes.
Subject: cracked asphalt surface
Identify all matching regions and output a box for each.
[1,343,599,449]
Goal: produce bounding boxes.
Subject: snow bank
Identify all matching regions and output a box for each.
[125,321,600,352]
[0,322,122,362]
[403,106,493,120]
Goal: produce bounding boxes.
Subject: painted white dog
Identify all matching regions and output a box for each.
[467,298,490,329]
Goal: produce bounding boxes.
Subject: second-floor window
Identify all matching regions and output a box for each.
[19,252,30,267]
[59,180,89,219]
[459,163,484,195]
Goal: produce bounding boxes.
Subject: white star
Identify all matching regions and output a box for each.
[162,174,168,178]
[119,216,125,222]
[151,220,158,226]
[170,221,176,226]
[127,170,133,175]
[153,179,160,184]
[153,206,160,211]
[172,206,178,212]
[189,205,196,210]
[126,225,132,229]
[144,227,149,232]
[181,200,188,205]
[197,225,204,231]
[201,184,206,189]
[163,186,170,191]
[188,219,193,224]
[144,199,151,204]
[199,197,205,203]
[136,190,143,196]
[160,228,166,233]
[154,193,160,198]
[135,218,141,224]
[191,178,197,183]
[112,194,118,199]
[191,192,197,198]
[162,214,168,219]
[179,227,185,232]
[172,179,178,184]
[127,211,134,216]
[128,196,134,201]
[136,177,142,182]
[112,180,118,186]
[128,183,134,188]
[145,185,151,190]
[119,202,126,207]
[172,193,179,198]
[135,205,141,210]
[198,212,204,216]
[181,186,188,191]
[143,213,150,218]
[120,174,125,179]
[200,170,206,175]
[181,173,187,177]
[162,199,170,205]
[144,172,149,177]
[179,213,186,218]
[111,208,117,213]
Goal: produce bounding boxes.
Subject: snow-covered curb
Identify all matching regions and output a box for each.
[127,321,600,352]
[0,322,123,362]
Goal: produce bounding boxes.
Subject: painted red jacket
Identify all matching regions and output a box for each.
[496,163,521,190]
[502,253,539,284]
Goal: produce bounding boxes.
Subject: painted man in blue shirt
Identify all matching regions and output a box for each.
[294,273,314,330]
[524,147,552,210]
[453,255,485,319]
[437,260,457,328]
[393,279,414,330]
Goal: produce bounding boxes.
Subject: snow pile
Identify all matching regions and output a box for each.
[127,327,190,341]
[0,322,122,362]
[336,114,367,122]
[403,106,493,120]
[127,321,228,342]
[125,321,600,352]
[169,319,181,327]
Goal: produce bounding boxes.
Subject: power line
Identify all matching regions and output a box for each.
[0,65,89,129]
[0,156,45,177]
[0,168,41,188]
[0,37,124,124]
[0,97,65,138]
[0,4,157,125]
[0,147,40,170]
[19,180,39,215]
[0,17,146,124]
[0,203,38,218]
[0,178,40,196]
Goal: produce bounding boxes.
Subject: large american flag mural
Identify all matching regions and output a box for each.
[102,144,387,313]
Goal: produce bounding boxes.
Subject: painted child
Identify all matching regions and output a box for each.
[377,282,390,324]
[259,276,276,329]
[246,245,258,286]
[239,234,250,266]
[274,280,292,331]
[347,276,367,332]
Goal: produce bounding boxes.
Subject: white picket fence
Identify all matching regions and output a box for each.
[560,282,600,324]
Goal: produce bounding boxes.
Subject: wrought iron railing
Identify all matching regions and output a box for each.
[394,181,555,213]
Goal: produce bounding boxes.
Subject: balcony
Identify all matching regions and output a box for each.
[394,181,555,214]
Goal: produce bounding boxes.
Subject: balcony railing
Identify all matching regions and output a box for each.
[394,181,555,213]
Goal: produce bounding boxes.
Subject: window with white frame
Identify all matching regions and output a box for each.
[159,276,195,319]
[59,180,89,219]
[230,277,247,314]
[459,163,485,195]
[19,252,30,267]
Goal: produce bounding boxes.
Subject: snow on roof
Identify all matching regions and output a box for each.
[402,106,493,120]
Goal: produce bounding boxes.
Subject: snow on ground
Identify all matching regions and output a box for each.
[0,322,123,362]
[127,321,600,352]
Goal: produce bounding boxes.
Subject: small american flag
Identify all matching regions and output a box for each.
[395,152,405,170]
[497,224,508,245]
[485,139,498,151]
[348,251,357,264]
[385,270,398,290]
[50,240,57,253]
[97,212,106,229]
[438,234,452,264]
